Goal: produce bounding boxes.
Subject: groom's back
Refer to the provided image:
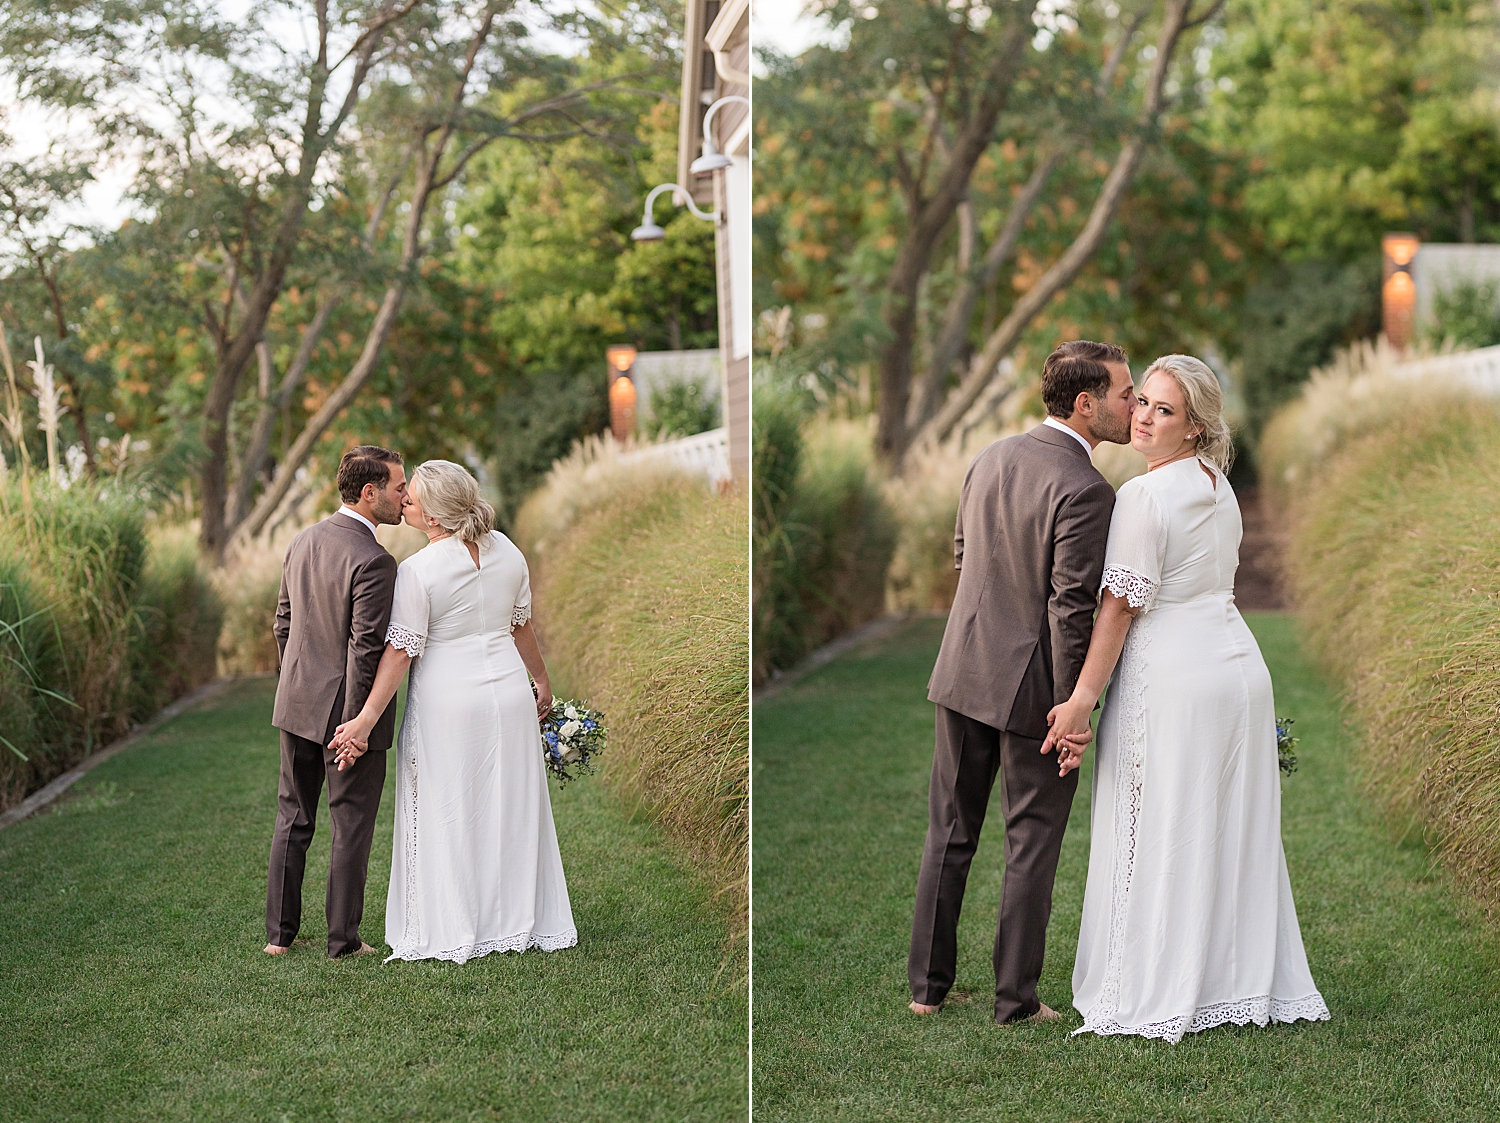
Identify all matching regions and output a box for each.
[272,518,397,745]
[927,426,1115,739]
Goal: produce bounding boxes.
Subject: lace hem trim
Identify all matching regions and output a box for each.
[385,928,578,964]
[1074,992,1330,1043]
[386,623,427,657]
[1101,564,1159,612]
[511,604,531,629]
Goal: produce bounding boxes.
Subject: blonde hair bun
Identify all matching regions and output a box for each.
[411,459,495,544]
[1140,354,1235,473]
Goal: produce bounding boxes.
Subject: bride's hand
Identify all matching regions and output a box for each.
[330,713,375,754]
[534,680,554,722]
[334,737,369,772]
[1043,698,1094,776]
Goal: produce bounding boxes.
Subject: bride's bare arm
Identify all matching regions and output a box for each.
[330,644,412,766]
[512,619,553,720]
[1042,592,1138,774]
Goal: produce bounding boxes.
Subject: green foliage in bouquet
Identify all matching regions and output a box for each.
[1277,717,1299,776]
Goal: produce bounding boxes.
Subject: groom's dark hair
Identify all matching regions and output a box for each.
[1041,340,1128,419]
[337,445,403,503]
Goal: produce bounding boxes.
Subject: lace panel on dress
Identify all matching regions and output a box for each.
[511,604,531,629]
[1101,564,1159,613]
[386,623,426,657]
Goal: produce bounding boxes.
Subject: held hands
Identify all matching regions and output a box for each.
[329,713,375,771]
[1042,698,1095,777]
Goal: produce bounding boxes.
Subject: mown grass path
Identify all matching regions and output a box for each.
[752,614,1500,1122]
[0,679,746,1122]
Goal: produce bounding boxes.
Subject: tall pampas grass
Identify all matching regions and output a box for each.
[1262,340,1500,915]
[515,448,748,948]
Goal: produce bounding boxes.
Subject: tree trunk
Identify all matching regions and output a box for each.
[198,9,403,557]
[873,1,1040,466]
[39,263,94,476]
[907,150,1063,435]
[229,8,502,552]
[905,0,1219,462]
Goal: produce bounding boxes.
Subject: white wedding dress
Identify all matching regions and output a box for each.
[382,531,577,963]
[1071,457,1328,1041]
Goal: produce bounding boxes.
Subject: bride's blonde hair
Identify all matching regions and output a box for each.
[1140,354,1235,472]
[410,460,495,544]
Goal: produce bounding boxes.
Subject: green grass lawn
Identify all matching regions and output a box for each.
[752,614,1500,1122]
[0,679,746,1122]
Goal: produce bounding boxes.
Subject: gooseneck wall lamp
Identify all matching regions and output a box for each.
[630,182,718,242]
[689,95,749,175]
[630,95,749,243]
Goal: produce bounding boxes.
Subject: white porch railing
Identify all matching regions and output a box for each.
[618,427,730,485]
[1392,343,1500,393]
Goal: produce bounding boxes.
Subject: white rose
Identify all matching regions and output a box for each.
[560,743,582,763]
[560,720,582,739]
[564,704,579,721]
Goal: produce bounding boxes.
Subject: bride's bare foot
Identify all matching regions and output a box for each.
[909,1000,941,1015]
[264,943,291,956]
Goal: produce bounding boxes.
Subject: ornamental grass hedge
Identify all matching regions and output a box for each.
[0,482,221,811]
[515,439,749,939]
[1261,342,1500,913]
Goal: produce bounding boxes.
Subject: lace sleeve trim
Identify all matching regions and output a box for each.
[511,604,531,629]
[386,623,426,657]
[1101,564,1159,612]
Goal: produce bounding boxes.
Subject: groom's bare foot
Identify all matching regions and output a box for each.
[1023,1002,1062,1022]
[909,1000,941,1015]
[264,943,291,956]
[348,942,379,957]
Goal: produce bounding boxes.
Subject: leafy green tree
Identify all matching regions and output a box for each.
[454,92,717,523]
[1,0,660,557]
[757,0,1231,469]
[1206,0,1500,431]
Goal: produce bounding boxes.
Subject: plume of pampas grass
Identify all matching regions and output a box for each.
[27,336,67,483]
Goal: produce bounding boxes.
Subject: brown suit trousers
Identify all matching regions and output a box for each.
[909,707,1078,1022]
[911,424,1113,1022]
[266,728,387,958]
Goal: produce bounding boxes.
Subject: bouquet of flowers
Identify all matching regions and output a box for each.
[539,698,607,786]
[1276,717,1299,776]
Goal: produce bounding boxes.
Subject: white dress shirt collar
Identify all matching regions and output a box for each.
[1042,416,1094,458]
[335,506,379,537]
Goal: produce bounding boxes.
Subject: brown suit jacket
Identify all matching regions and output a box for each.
[927,424,1116,738]
[272,515,399,750]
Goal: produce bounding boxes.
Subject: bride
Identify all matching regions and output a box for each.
[331,459,577,963]
[1044,355,1328,1042]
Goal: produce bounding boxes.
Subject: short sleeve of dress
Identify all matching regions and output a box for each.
[511,545,532,631]
[1100,479,1167,613]
[385,562,430,657]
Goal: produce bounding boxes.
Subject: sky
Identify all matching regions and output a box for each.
[750,0,844,73]
[0,0,595,246]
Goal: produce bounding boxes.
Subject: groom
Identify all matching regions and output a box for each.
[264,445,406,958]
[909,341,1136,1023]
